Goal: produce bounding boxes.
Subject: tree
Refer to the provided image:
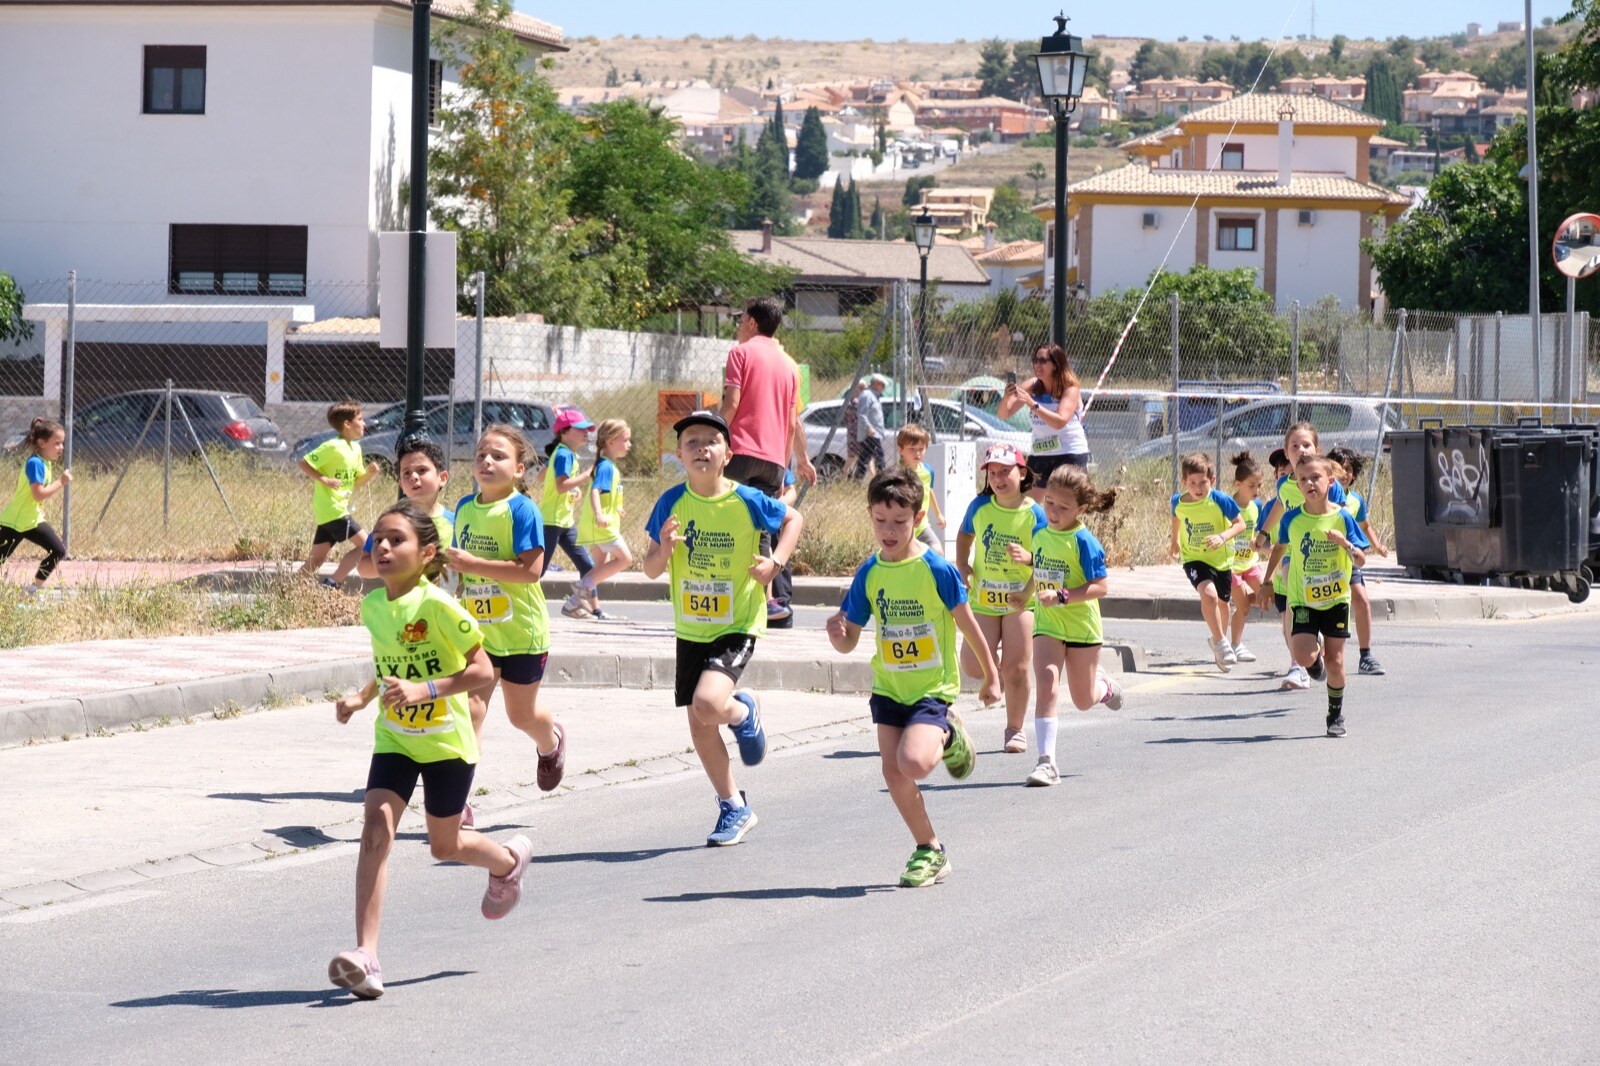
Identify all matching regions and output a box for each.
[988,181,1044,241]
[1129,40,1190,83]
[1550,0,1600,92]
[1025,161,1048,201]
[430,0,635,325]
[0,272,30,345]
[1363,54,1406,126]
[977,38,1012,97]
[1387,35,1414,60]
[903,174,936,209]
[794,106,829,181]
[1328,34,1347,64]
[869,197,884,239]
[827,180,845,238]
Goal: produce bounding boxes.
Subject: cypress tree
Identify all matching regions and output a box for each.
[794,106,829,181]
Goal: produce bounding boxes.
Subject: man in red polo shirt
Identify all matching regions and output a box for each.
[723,296,816,627]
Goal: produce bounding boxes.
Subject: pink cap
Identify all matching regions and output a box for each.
[552,407,594,436]
[983,442,1025,468]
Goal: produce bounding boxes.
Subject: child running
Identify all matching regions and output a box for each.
[956,442,1047,754]
[574,418,634,620]
[1226,452,1266,665]
[329,501,532,1000]
[826,467,1000,887]
[642,410,802,846]
[1328,445,1388,676]
[1259,455,1369,737]
[1169,453,1246,671]
[446,425,567,826]
[356,440,454,581]
[1256,424,1349,690]
[298,401,380,587]
[539,408,597,618]
[1026,464,1121,787]
[896,423,946,555]
[0,417,70,594]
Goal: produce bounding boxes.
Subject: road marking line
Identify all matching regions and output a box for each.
[0,889,159,924]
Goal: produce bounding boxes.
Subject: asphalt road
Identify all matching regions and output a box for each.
[3,615,1597,1064]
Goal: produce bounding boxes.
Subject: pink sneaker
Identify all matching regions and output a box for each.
[481,834,532,920]
[328,947,384,999]
[460,805,475,829]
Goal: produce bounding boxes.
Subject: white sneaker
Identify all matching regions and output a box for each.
[1096,668,1124,710]
[1208,637,1234,672]
[1280,664,1310,691]
[1233,643,1257,663]
[1024,758,1060,787]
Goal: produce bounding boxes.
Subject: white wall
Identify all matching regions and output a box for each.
[0,6,380,315]
[1214,133,1357,178]
[1272,208,1361,308]
[1088,205,1198,295]
[1209,209,1266,286]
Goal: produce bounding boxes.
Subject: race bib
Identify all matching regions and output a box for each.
[879,621,941,672]
[977,577,1026,612]
[461,582,512,624]
[1303,569,1347,604]
[382,699,450,736]
[1033,567,1065,596]
[1232,536,1256,566]
[679,578,733,624]
[1033,435,1060,453]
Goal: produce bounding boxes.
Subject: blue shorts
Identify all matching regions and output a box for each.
[1350,567,1365,585]
[488,651,547,686]
[869,694,951,730]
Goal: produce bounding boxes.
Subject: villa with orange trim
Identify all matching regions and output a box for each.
[1035,94,1411,310]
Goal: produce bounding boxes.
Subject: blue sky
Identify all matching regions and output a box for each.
[523,1,1551,45]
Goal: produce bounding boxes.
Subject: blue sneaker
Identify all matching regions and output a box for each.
[706,792,758,846]
[729,690,766,766]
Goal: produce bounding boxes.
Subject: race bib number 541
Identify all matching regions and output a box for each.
[679,579,733,624]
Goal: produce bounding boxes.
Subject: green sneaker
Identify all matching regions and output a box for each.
[941,708,976,780]
[898,845,950,888]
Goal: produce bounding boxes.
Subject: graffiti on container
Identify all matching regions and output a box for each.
[1434,444,1489,524]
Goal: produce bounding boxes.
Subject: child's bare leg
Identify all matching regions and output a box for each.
[1198,584,1226,641]
[999,610,1033,732]
[688,670,740,799]
[1064,645,1106,711]
[502,679,557,752]
[354,789,405,953]
[423,813,515,875]
[467,677,497,748]
[1353,584,1373,650]
[880,724,941,845]
[1289,632,1322,669]
[329,533,367,582]
[1229,578,1256,646]
[959,612,1002,679]
[299,541,333,578]
[1323,639,1347,689]
[588,544,633,590]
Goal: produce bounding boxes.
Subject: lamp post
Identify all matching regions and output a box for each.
[912,209,936,368]
[1032,12,1090,348]
[401,0,433,450]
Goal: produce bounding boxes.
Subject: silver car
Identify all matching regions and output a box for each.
[1127,395,1404,463]
[801,397,1032,480]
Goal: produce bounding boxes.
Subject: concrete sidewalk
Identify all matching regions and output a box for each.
[0,612,1140,748]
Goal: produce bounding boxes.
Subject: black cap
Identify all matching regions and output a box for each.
[672,409,729,440]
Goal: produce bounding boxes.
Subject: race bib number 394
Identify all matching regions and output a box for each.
[679,579,733,624]
[1303,570,1347,603]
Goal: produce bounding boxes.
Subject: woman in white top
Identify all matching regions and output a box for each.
[998,343,1090,500]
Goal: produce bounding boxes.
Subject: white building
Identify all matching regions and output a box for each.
[0,0,565,317]
[1037,94,1410,310]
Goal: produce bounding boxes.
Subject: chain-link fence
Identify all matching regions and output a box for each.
[2,270,1596,574]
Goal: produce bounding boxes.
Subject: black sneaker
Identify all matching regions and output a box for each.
[1359,656,1386,676]
[1308,656,1326,682]
[1326,715,1346,737]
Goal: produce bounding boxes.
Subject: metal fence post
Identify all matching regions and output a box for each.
[1169,293,1180,489]
[473,270,485,441]
[1493,310,1502,407]
[1290,300,1300,424]
[62,270,76,554]
[163,379,174,531]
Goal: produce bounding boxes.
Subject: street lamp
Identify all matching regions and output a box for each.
[1032,12,1090,347]
[913,210,936,368]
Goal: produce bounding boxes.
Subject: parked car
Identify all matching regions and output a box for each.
[292,396,559,473]
[1127,395,1405,462]
[4,389,289,467]
[801,397,1031,480]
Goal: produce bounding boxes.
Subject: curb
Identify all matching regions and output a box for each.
[0,714,880,912]
[0,645,1141,751]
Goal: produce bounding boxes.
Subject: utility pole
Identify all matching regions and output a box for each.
[401,0,433,449]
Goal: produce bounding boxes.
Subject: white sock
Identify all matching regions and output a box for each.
[718,792,743,808]
[580,575,597,591]
[726,702,748,728]
[1034,717,1058,763]
[1093,676,1110,704]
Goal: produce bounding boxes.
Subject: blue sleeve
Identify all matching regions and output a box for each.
[592,459,614,494]
[1277,507,1300,545]
[783,467,795,487]
[553,448,575,479]
[1170,492,1182,515]
[1343,512,1371,551]
[363,532,374,554]
[840,557,875,626]
[1328,479,1347,504]
[1030,502,1048,535]
[508,493,543,555]
[924,550,969,610]
[960,496,985,536]
[921,462,934,478]
[1258,498,1277,527]
[1077,530,1108,581]
[1212,490,1241,520]
[440,506,455,525]
[1354,492,1369,523]
[24,456,47,485]
[735,483,787,538]
[645,484,688,544]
